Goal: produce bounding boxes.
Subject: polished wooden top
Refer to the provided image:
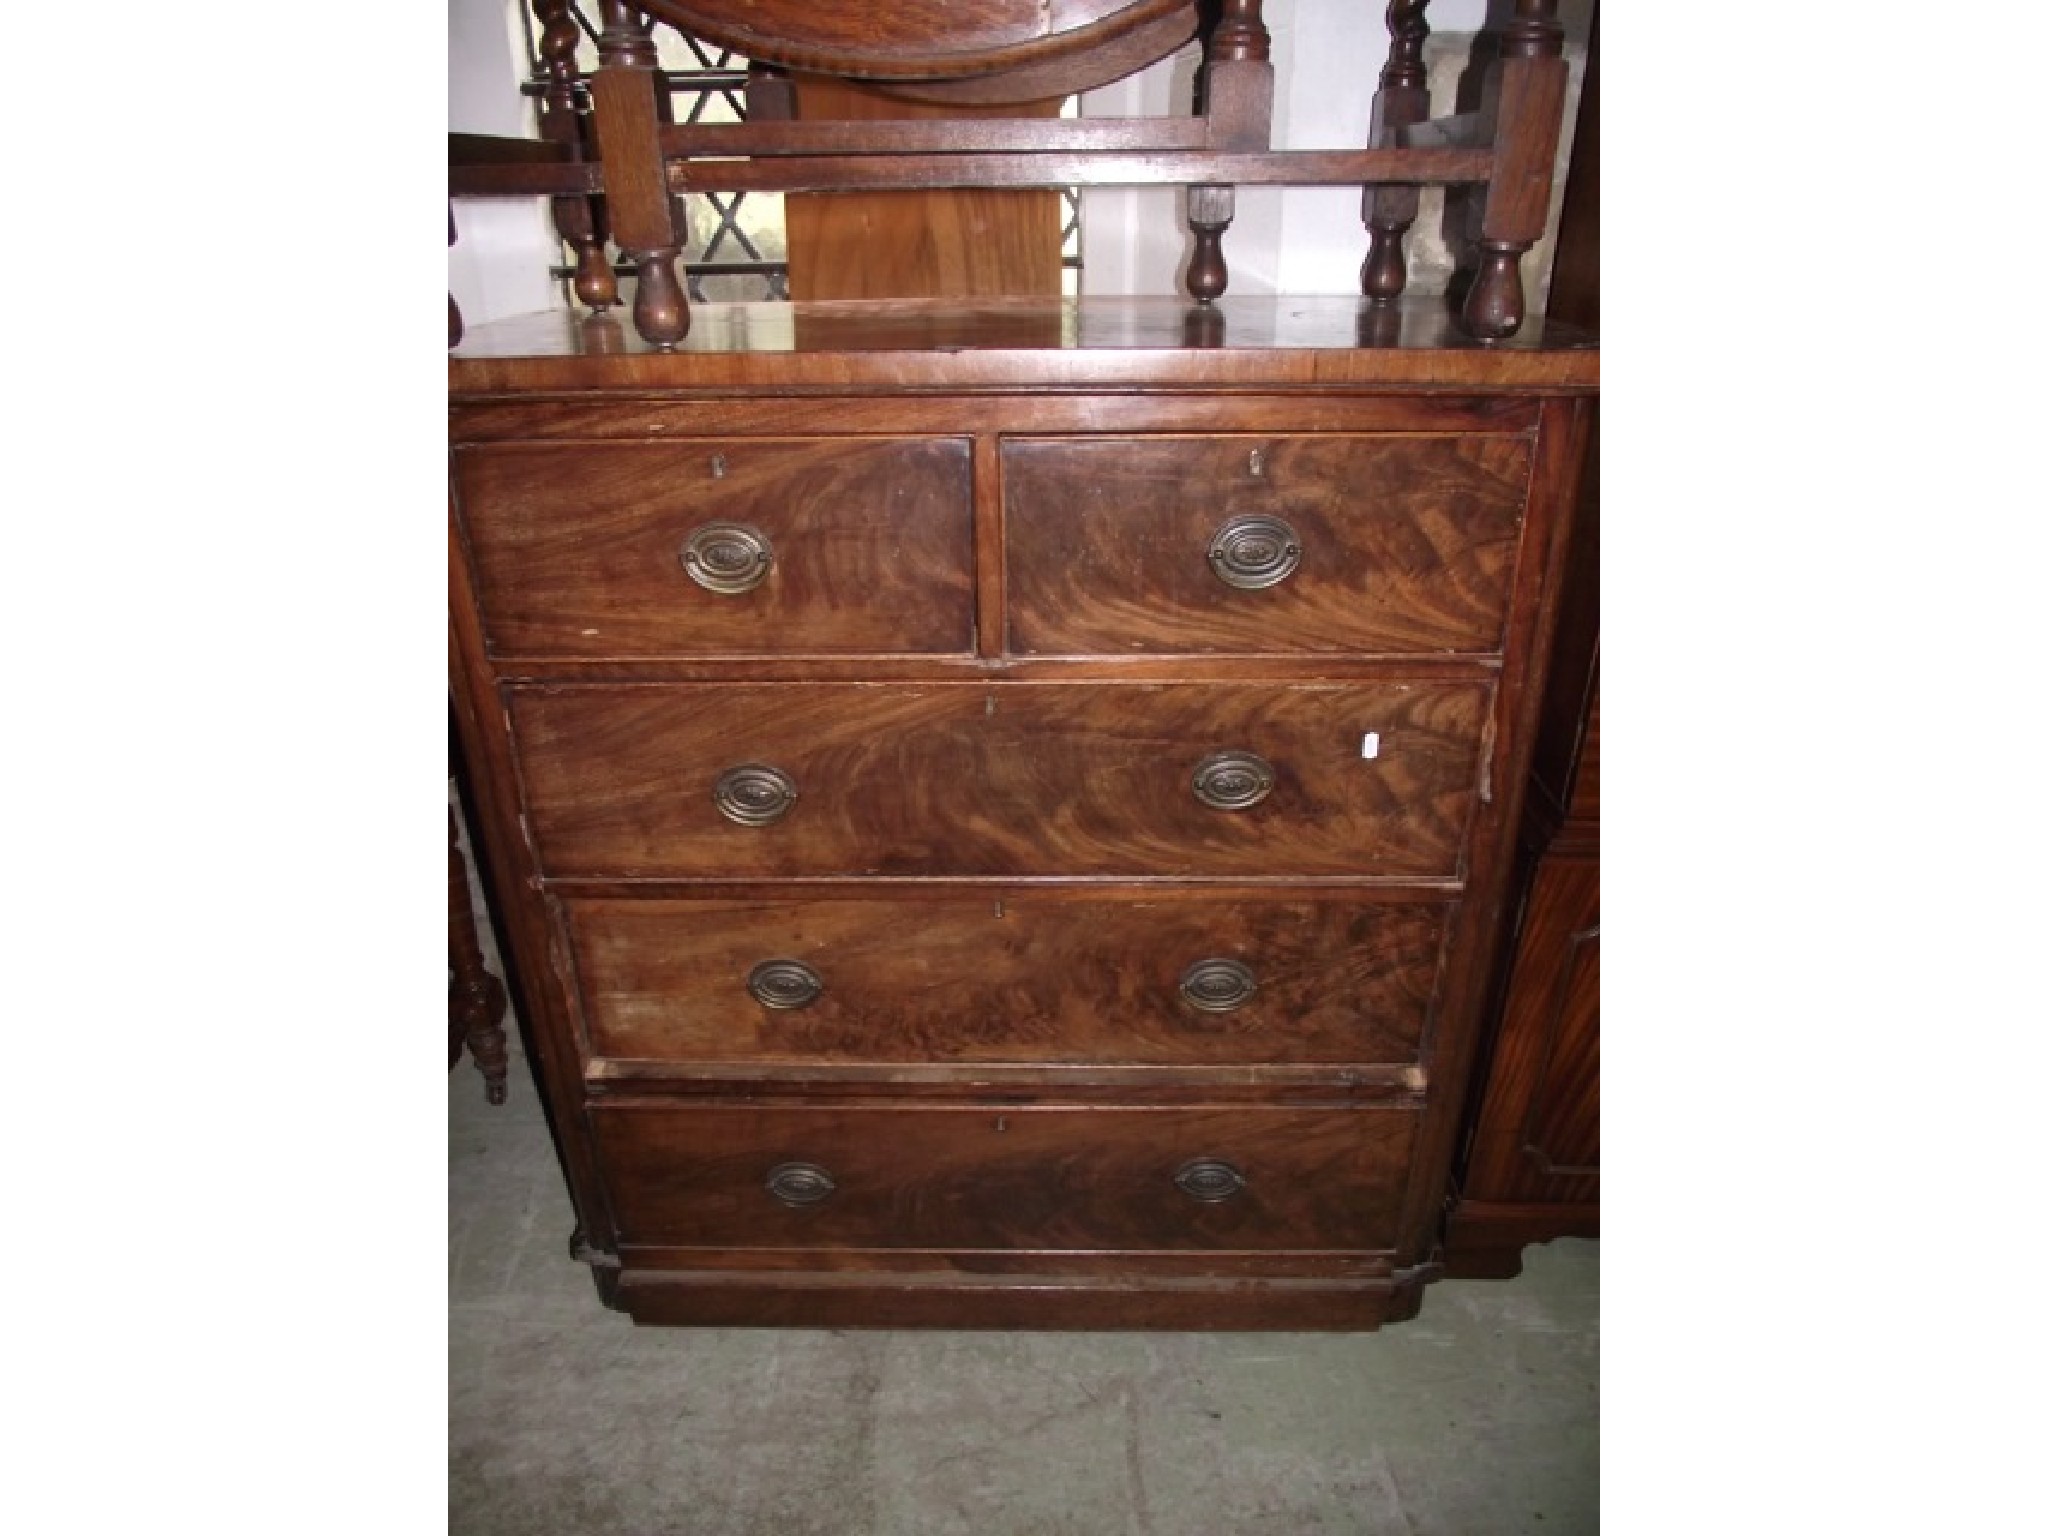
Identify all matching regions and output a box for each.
[448,296,1598,396]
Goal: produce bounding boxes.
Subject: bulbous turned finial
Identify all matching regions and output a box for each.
[1462,245,1526,340]
[536,0,580,78]
[1186,184,1234,304]
[448,206,463,347]
[1209,0,1272,62]
[597,0,659,69]
[1187,227,1229,304]
[1361,231,1408,302]
[573,243,617,311]
[632,250,690,347]
[1382,0,1429,89]
[1502,0,1565,60]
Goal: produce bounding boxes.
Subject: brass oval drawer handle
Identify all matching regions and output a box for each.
[765,1162,836,1207]
[680,520,773,594]
[1208,513,1302,591]
[1191,750,1275,811]
[1179,957,1258,1013]
[747,959,824,1011]
[713,763,797,826]
[1174,1158,1247,1203]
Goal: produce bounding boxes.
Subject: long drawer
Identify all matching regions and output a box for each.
[1002,433,1530,656]
[562,893,1446,1068]
[509,680,1489,879]
[590,1101,1418,1252]
[453,437,974,657]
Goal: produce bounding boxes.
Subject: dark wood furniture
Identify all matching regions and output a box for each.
[450,720,511,1105]
[448,296,1596,1327]
[782,75,1066,301]
[1444,10,1598,1276]
[446,0,1596,1328]
[1444,675,1597,1276]
[450,0,1575,344]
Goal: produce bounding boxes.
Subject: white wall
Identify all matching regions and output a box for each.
[448,0,560,326]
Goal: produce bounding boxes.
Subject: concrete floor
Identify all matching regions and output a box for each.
[449,1016,1598,1535]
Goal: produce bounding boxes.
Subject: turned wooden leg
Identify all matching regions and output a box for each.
[1360,211,1415,304]
[1186,185,1234,304]
[447,206,463,348]
[1184,0,1272,305]
[535,0,619,314]
[627,247,689,346]
[1463,242,1529,338]
[1461,0,1568,340]
[570,236,618,312]
[449,804,509,1106]
[591,2,692,346]
[1361,0,1432,302]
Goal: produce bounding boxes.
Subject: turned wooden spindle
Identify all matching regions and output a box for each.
[449,804,509,1105]
[447,206,462,348]
[1462,0,1568,340]
[535,0,617,312]
[1361,0,1432,303]
[1208,0,1272,61]
[629,258,688,342]
[598,0,657,70]
[590,1,689,346]
[1183,1,1272,304]
[1186,185,1234,304]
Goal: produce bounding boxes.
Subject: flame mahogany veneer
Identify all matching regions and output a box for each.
[448,294,1595,1328]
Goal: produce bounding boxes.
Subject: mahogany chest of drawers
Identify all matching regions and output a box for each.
[448,296,1596,1329]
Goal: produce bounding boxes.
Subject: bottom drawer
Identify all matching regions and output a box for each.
[590,1101,1417,1253]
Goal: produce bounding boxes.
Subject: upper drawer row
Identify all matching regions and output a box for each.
[452,434,1532,660]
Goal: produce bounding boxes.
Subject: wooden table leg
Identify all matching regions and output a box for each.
[449,802,509,1105]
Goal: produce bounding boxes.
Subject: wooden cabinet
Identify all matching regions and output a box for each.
[448,296,1596,1328]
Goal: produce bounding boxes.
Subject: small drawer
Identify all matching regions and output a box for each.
[1002,434,1530,656]
[452,437,973,657]
[562,894,1447,1069]
[509,680,1489,879]
[590,1101,1417,1253]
